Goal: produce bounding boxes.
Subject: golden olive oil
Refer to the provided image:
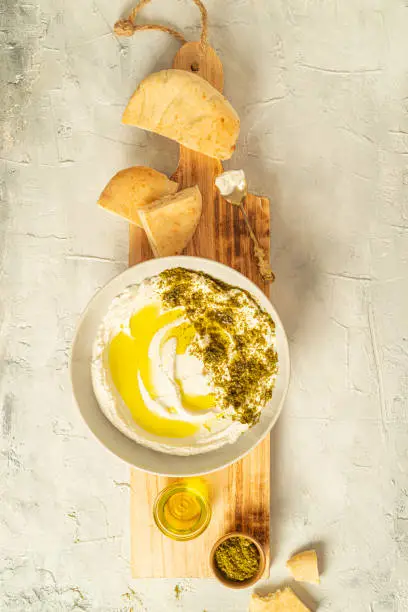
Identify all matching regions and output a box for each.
[108,303,214,438]
[153,480,211,541]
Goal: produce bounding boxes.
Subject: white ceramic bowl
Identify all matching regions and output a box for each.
[70,256,290,476]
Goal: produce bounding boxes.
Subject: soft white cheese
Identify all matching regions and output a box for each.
[91,278,248,456]
[215,169,246,198]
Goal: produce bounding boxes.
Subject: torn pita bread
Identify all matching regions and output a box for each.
[138,186,202,257]
[97,166,178,227]
[122,69,240,160]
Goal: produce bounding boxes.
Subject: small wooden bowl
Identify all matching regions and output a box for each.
[209,532,266,589]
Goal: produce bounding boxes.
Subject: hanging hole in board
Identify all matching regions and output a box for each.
[190,62,199,72]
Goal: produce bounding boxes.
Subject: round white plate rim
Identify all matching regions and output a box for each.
[70,255,290,477]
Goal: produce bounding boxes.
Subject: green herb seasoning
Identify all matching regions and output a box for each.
[158,268,278,427]
[214,536,260,582]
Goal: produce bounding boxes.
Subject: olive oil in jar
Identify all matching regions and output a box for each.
[153,480,211,541]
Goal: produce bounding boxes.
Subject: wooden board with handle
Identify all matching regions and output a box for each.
[129,41,271,578]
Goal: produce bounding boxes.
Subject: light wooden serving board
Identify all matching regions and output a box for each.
[129,41,271,578]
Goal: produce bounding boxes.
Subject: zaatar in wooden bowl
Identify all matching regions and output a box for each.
[210,532,266,589]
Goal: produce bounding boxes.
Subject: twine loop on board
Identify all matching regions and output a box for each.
[114,0,208,48]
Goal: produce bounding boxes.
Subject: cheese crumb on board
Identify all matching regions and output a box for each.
[286,549,320,585]
[249,588,311,611]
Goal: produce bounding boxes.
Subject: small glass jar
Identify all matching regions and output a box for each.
[153,480,211,541]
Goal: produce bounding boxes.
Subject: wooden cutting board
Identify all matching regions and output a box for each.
[129,41,271,578]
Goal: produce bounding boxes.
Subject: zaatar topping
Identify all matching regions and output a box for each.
[214,536,260,582]
[158,268,278,427]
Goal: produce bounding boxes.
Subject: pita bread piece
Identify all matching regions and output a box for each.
[138,185,202,257]
[122,69,240,161]
[98,166,178,227]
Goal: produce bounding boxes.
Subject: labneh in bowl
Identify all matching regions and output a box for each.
[70,256,290,476]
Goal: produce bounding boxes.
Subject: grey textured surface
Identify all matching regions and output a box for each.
[1,1,408,610]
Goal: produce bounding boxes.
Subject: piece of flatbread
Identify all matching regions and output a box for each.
[249,588,310,612]
[98,166,178,227]
[122,69,240,161]
[286,550,320,585]
[138,185,202,257]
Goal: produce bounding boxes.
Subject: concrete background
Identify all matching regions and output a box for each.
[1,0,408,610]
